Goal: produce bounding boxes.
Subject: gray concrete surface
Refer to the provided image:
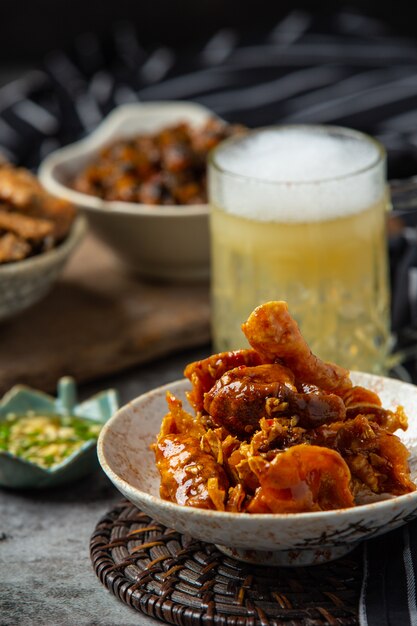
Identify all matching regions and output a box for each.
[0,347,209,626]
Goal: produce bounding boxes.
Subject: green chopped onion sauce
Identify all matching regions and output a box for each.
[0,413,102,468]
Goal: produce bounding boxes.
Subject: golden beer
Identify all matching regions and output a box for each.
[209,126,390,373]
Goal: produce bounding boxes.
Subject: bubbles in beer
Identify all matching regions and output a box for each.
[211,126,384,222]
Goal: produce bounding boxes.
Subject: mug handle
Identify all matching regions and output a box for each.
[388,177,417,380]
[390,176,417,213]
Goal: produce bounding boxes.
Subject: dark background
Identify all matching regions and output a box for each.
[2,2,417,173]
[1,1,417,65]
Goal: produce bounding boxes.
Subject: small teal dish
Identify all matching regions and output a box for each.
[0,377,119,489]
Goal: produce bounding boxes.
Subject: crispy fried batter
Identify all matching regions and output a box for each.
[312,415,415,495]
[341,385,408,432]
[0,165,44,207]
[157,391,206,440]
[242,301,352,394]
[251,417,308,456]
[26,196,76,241]
[0,209,53,241]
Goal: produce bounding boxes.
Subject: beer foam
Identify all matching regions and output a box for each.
[211,127,385,222]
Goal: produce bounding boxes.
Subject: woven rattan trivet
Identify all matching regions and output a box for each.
[90,500,361,626]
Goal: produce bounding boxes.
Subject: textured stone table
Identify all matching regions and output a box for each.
[0,346,208,626]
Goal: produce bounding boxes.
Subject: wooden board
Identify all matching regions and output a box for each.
[0,235,210,394]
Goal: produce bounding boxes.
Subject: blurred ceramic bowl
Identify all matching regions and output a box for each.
[0,376,118,488]
[0,214,86,322]
[98,373,417,567]
[39,102,213,282]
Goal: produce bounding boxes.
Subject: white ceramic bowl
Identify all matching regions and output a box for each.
[39,102,213,282]
[0,215,86,322]
[98,373,417,566]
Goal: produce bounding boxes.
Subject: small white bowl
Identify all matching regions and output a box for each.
[0,215,86,321]
[98,373,417,566]
[39,102,213,282]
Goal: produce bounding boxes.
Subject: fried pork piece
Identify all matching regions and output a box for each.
[242,301,352,394]
[246,444,354,513]
[154,433,229,510]
[184,349,264,412]
[0,232,31,262]
[29,196,75,241]
[0,165,75,241]
[0,166,44,207]
[204,364,346,437]
[0,209,53,241]
[342,386,408,433]
[312,415,415,495]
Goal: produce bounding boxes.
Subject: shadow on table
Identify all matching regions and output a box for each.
[0,468,119,504]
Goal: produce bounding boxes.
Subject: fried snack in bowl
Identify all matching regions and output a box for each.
[0,163,76,263]
[72,117,244,205]
[0,163,85,320]
[39,101,244,281]
[98,301,417,566]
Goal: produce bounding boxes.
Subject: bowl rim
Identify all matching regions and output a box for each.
[98,373,417,523]
[38,101,212,218]
[0,213,87,275]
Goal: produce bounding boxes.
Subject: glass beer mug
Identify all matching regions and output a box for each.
[209,125,390,374]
